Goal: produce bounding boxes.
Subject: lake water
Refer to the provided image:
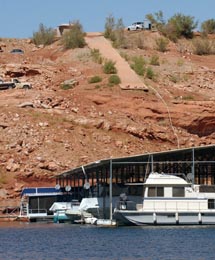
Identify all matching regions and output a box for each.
[0,222,215,260]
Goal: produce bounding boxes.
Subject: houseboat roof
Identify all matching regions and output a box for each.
[145,172,189,186]
[21,187,63,197]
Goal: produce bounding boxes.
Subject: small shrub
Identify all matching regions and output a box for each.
[165,13,197,40]
[91,49,103,64]
[136,36,145,50]
[201,19,215,35]
[104,14,115,39]
[155,37,169,52]
[130,56,147,76]
[150,55,160,66]
[120,51,129,61]
[32,23,55,46]
[61,21,86,49]
[146,67,156,81]
[108,74,121,85]
[176,58,184,66]
[60,84,73,90]
[192,38,215,55]
[88,76,102,84]
[182,95,194,101]
[169,74,180,83]
[104,15,127,48]
[103,60,117,74]
[112,18,127,48]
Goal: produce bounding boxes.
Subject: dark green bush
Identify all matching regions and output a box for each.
[88,76,102,83]
[103,60,117,74]
[61,21,86,49]
[108,74,121,85]
[32,23,56,46]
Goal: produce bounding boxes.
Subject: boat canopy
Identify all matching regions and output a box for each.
[21,187,63,197]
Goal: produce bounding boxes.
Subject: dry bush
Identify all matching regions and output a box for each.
[192,38,215,55]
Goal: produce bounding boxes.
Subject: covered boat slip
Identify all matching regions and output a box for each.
[56,145,215,219]
[19,187,74,222]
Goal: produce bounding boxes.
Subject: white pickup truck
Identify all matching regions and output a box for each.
[0,78,32,90]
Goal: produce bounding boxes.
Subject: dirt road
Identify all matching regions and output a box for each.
[85,33,148,91]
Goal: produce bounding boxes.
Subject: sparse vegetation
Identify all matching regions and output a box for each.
[130,56,147,76]
[192,38,215,55]
[176,59,184,66]
[146,67,156,81]
[201,19,215,35]
[104,14,127,48]
[182,95,194,101]
[136,36,145,49]
[0,173,7,185]
[169,74,180,83]
[120,51,130,61]
[108,74,121,85]
[88,76,102,84]
[146,11,165,32]
[61,21,86,49]
[32,23,56,46]
[164,13,198,41]
[155,37,169,52]
[104,14,115,40]
[91,49,103,64]
[103,60,117,74]
[150,55,160,66]
[60,84,74,90]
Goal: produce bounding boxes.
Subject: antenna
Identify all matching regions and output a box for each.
[82,166,91,189]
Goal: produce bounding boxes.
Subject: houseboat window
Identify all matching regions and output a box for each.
[173,187,184,197]
[157,187,164,197]
[208,199,215,209]
[148,187,164,197]
[148,187,156,197]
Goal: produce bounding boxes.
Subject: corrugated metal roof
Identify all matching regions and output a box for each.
[57,145,215,178]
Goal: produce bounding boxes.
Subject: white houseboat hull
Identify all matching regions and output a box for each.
[113,173,215,226]
[114,211,215,225]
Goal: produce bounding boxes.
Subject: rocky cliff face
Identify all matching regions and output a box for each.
[0,34,214,206]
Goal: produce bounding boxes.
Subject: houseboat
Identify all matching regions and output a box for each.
[113,172,215,225]
[19,186,73,222]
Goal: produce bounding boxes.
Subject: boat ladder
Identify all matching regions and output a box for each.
[19,196,29,217]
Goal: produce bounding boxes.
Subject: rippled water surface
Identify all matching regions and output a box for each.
[0,222,215,260]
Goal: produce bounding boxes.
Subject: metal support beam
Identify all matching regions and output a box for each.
[109,159,113,220]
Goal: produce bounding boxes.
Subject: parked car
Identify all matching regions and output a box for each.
[10,49,24,54]
[0,78,31,90]
[127,22,144,31]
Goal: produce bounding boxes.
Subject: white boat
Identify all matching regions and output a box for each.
[49,201,81,223]
[113,172,215,226]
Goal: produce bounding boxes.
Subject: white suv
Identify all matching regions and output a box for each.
[127,22,144,31]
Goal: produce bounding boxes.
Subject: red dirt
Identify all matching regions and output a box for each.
[0,31,214,207]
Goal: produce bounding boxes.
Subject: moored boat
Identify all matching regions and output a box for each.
[49,200,81,223]
[113,172,215,226]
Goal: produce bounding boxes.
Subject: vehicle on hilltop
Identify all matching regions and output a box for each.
[0,78,32,90]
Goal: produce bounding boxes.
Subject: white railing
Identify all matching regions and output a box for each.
[146,200,208,212]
